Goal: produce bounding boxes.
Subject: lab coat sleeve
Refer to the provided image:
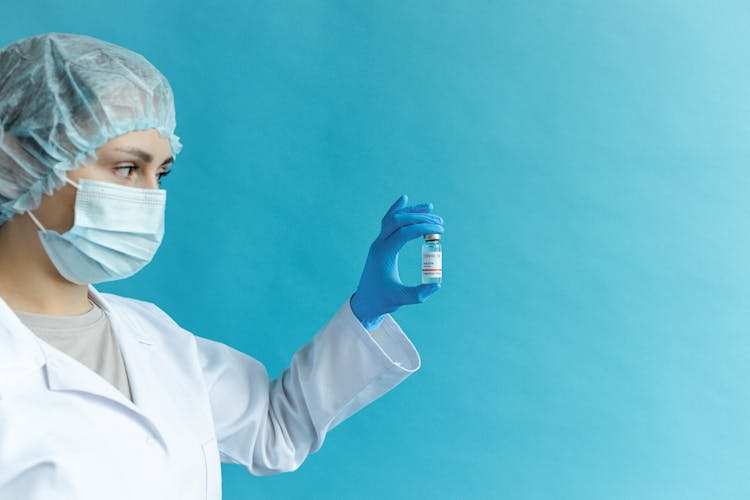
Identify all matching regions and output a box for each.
[194,296,420,476]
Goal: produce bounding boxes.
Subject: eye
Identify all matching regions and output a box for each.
[157,169,172,185]
[113,164,172,186]
[114,165,137,178]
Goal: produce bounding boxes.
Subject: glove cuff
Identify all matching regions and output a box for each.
[349,292,386,332]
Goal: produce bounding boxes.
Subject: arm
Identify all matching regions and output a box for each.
[196,295,419,476]
[198,194,444,475]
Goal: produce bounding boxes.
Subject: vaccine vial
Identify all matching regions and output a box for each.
[422,234,442,284]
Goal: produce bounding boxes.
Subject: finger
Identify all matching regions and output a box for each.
[400,283,441,305]
[383,194,408,220]
[394,202,434,214]
[381,212,444,240]
[385,222,444,254]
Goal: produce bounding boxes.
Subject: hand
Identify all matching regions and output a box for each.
[350,194,445,331]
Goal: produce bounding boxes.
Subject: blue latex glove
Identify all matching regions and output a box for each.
[350,194,445,331]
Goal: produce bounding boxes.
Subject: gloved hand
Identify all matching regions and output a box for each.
[350,194,445,331]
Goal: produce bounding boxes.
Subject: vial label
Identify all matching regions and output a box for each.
[422,251,442,280]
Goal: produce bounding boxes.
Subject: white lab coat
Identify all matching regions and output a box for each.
[0,285,420,500]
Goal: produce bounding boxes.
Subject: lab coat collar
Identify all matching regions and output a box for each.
[0,290,46,370]
[0,285,169,449]
[87,285,156,345]
[0,285,154,369]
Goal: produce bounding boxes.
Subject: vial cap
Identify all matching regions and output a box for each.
[424,233,441,241]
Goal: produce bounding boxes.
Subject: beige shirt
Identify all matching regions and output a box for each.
[13,300,133,402]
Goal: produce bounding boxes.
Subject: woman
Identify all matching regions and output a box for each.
[0,33,444,499]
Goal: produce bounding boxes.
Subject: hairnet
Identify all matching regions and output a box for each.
[0,32,182,225]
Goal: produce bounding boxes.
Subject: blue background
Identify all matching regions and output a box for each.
[4,1,750,498]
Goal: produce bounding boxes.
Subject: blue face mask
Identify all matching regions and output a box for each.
[27,177,167,285]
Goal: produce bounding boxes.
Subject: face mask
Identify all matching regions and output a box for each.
[27,177,167,285]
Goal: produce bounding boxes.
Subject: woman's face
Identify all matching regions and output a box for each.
[30,129,174,233]
[71,128,174,189]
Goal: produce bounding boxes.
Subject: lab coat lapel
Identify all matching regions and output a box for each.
[0,289,136,410]
[85,285,172,451]
[0,295,46,370]
[0,286,171,451]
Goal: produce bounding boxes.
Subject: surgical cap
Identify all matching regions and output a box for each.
[0,32,182,225]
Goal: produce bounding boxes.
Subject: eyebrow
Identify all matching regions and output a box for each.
[114,146,174,166]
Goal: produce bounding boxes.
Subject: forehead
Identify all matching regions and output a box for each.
[97,129,171,156]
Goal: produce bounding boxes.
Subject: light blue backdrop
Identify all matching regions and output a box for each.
[4,1,750,498]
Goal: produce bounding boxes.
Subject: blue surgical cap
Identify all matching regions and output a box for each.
[0,32,182,224]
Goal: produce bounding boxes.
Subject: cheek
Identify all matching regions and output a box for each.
[74,163,112,183]
[35,183,78,232]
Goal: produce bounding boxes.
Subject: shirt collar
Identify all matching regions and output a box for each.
[0,284,154,369]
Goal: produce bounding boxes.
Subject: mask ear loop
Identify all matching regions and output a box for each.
[26,175,81,233]
[27,210,47,233]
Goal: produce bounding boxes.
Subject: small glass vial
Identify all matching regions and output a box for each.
[422,234,442,284]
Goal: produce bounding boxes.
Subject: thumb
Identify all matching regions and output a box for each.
[402,283,441,304]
